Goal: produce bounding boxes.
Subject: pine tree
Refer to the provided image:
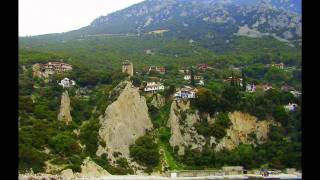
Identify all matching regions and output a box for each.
[190,67,195,87]
[230,72,235,87]
[241,71,246,91]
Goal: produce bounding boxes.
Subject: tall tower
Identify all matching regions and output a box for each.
[122,60,134,76]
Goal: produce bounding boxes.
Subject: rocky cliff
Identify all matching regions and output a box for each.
[167,103,273,154]
[167,100,206,155]
[215,111,272,152]
[97,81,153,163]
[57,90,72,125]
[78,157,111,177]
[150,93,165,109]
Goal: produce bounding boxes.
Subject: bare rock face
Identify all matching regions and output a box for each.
[167,101,186,155]
[58,91,72,125]
[97,81,153,162]
[167,101,205,155]
[60,169,74,180]
[32,63,42,78]
[215,111,272,152]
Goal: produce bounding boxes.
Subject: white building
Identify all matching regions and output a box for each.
[184,75,202,80]
[246,83,256,93]
[144,82,164,93]
[290,90,302,97]
[58,78,76,88]
[284,103,298,111]
[174,86,198,99]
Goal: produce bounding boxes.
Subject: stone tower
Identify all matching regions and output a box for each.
[122,60,134,76]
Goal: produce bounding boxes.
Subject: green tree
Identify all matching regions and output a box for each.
[215,112,231,128]
[79,119,101,156]
[190,67,195,87]
[19,145,48,173]
[194,88,217,114]
[221,85,241,111]
[164,84,175,98]
[131,76,141,87]
[273,105,289,127]
[241,71,246,91]
[49,133,81,156]
[129,135,159,172]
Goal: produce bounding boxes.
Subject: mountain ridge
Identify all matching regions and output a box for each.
[75,0,301,43]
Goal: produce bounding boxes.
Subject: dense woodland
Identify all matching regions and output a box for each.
[19,33,301,174]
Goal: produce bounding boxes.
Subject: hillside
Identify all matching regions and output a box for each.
[19,61,301,175]
[19,0,301,178]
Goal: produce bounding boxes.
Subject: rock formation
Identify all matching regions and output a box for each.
[78,157,111,177]
[215,111,272,152]
[58,91,72,125]
[97,81,153,162]
[167,100,206,155]
[60,169,74,180]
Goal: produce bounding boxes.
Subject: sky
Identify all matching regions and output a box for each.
[19,0,145,37]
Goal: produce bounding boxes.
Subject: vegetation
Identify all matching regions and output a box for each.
[19,28,301,173]
[129,135,160,173]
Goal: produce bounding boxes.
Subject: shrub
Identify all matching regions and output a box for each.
[129,135,160,170]
[19,145,48,173]
[215,112,231,129]
[79,119,101,156]
[49,133,81,156]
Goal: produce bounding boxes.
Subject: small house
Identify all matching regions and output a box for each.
[184,75,202,81]
[290,90,301,97]
[58,78,76,88]
[271,62,284,69]
[246,83,256,93]
[284,103,298,111]
[174,86,198,99]
[144,82,165,93]
[197,64,209,71]
[149,66,166,74]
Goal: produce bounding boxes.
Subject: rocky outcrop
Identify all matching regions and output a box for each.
[60,169,74,180]
[78,157,111,177]
[167,100,206,155]
[167,101,185,155]
[47,158,111,179]
[97,81,153,162]
[58,91,72,125]
[19,173,62,180]
[215,111,272,152]
[150,93,165,109]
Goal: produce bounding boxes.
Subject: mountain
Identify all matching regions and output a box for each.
[71,0,301,48]
[19,0,302,72]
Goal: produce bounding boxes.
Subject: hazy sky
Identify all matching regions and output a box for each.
[19,0,145,36]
